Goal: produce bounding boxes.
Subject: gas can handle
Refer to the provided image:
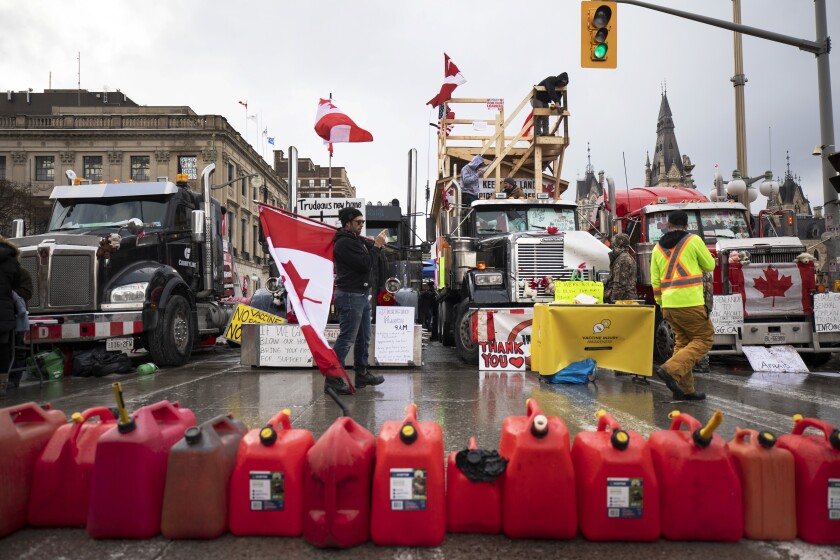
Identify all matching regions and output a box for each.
[69,406,117,448]
[526,398,542,417]
[208,414,244,435]
[595,410,622,432]
[4,402,54,424]
[669,412,703,432]
[147,400,185,423]
[267,409,292,431]
[468,437,477,450]
[403,403,418,423]
[733,427,757,445]
[791,416,836,441]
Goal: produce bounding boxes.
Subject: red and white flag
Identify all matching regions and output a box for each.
[427,53,466,107]
[258,204,355,391]
[314,99,373,154]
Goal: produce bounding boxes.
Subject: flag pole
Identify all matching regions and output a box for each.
[328,92,333,199]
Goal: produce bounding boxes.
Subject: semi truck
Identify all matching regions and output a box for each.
[590,182,839,366]
[11,164,235,366]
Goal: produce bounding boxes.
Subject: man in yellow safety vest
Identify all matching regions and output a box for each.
[650,210,715,400]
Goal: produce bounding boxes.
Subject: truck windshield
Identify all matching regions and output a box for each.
[474,205,576,235]
[698,209,750,240]
[647,212,701,243]
[48,197,168,231]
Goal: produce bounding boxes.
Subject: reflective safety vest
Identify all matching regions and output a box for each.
[651,233,716,308]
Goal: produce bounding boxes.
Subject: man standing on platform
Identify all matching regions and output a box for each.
[650,211,715,401]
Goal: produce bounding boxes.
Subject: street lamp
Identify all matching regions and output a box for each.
[759,173,780,209]
[726,170,746,197]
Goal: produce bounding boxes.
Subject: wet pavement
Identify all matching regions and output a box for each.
[2,341,840,559]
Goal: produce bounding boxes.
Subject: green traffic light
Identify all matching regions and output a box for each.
[594,43,608,59]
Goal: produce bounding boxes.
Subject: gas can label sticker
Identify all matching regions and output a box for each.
[829,479,840,520]
[389,468,427,511]
[249,471,284,511]
[606,478,643,519]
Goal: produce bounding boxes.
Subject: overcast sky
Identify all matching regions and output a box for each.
[2,0,838,214]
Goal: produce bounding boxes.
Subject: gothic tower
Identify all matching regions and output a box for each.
[645,90,693,189]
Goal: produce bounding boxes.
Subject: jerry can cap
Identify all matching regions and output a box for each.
[831,429,840,451]
[185,426,203,445]
[610,429,630,451]
[466,449,482,465]
[400,422,418,444]
[757,431,776,449]
[260,425,277,446]
[531,414,549,438]
[71,412,84,423]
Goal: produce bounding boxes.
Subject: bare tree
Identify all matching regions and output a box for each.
[0,180,52,237]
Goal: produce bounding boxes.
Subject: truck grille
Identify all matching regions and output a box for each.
[22,249,96,312]
[50,255,93,306]
[20,255,40,308]
[514,240,590,301]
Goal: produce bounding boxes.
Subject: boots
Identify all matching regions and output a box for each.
[324,376,352,395]
[355,366,384,389]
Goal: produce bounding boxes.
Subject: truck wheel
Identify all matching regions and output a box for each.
[454,302,479,364]
[654,317,675,362]
[800,352,831,368]
[441,301,455,346]
[148,295,195,367]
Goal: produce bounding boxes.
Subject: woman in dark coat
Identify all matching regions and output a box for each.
[0,236,23,397]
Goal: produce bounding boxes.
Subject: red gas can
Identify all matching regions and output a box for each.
[28,407,117,527]
[0,402,66,537]
[499,398,576,539]
[303,415,376,548]
[729,428,796,540]
[776,415,840,544]
[229,409,315,536]
[161,414,248,539]
[446,437,505,534]
[371,403,445,546]
[571,410,660,541]
[649,410,742,541]
[87,397,196,539]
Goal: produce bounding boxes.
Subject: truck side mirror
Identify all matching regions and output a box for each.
[191,210,206,242]
[126,218,143,235]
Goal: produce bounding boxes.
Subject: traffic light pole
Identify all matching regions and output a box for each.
[614,0,836,228]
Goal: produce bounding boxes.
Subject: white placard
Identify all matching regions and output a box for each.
[813,292,840,332]
[742,345,809,373]
[296,197,366,236]
[562,231,611,270]
[478,340,527,371]
[710,294,744,335]
[375,307,414,364]
[258,324,313,367]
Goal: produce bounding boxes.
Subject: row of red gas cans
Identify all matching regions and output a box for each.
[1,399,838,546]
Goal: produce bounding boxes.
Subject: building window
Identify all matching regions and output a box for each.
[309,179,315,187]
[130,156,150,181]
[241,218,247,255]
[241,174,247,197]
[83,156,103,182]
[253,225,259,258]
[35,156,55,182]
[227,162,235,182]
[178,156,197,180]
[320,179,326,187]
[227,211,235,245]
[0,156,5,180]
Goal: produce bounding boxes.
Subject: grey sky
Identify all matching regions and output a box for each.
[1,0,838,214]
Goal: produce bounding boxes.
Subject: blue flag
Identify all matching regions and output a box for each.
[267,137,275,145]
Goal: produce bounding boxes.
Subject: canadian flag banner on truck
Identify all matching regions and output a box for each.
[258,204,354,391]
[730,262,814,318]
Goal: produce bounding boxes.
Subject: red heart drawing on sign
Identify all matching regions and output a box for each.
[509,357,525,368]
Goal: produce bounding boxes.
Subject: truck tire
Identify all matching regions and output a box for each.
[800,352,831,368]
[437,300,455,346]
[148,295,195,367]
[654,316,675,363]
[454,302,479,364]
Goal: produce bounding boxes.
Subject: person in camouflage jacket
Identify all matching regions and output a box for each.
[604,233,637,303]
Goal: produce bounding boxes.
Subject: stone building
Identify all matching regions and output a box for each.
[767,152,813,216]
[274,149,356,201]
[644,92,695,189]
[0,88,287,286]
[574,144,603,230]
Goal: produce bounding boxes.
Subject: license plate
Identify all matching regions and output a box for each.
[106,337,134,352]
[764,333,786,344]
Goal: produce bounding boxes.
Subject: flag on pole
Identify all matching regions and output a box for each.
[268,137,275,145]
[427,53,466,107]
[258,204,355,391]
[238,100,248,108]
[314,99,373,153]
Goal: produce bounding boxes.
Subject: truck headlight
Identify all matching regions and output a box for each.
[109,282,149,304]
[474,272,503,286]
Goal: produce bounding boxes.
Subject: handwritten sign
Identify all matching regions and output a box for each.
[224,303,285,344]
[742,345,808,373]
[710,294,744,335]
[813,292,840,332]
[553,280,604,304]
[296,197,366,235]
[257,324,313,367]
[486,98,504,111]
[375,307,414,364]
[479,340,527,372]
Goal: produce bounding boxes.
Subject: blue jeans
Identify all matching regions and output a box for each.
[333,290,371,371]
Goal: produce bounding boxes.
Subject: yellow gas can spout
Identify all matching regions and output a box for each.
[693,410,723,448]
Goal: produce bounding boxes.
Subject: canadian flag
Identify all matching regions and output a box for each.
[427,53,467,107]
[314,99,373,152]
[258,204,355,391]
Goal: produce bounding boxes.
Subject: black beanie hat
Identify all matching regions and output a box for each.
[339,207,363,226]
[668,210,688,227]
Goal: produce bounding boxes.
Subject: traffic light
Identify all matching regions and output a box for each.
[827,151,840,193]
[581,1,617,69]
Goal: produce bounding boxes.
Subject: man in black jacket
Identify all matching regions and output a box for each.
[326,207,387,395]
[532,72,569,136]
[0,237,23,397]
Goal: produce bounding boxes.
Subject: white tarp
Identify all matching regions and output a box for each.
[563,231,611,270]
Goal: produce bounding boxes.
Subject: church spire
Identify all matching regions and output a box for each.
[650,88,684,187]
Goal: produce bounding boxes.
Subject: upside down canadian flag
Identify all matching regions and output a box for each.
[314,98,373,154]
[258,204,354,391]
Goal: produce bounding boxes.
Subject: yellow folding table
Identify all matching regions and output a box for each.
[532,303,655,377]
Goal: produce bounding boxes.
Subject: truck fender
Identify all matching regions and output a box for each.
[158,277,195,310]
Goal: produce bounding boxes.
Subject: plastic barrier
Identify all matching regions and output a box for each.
[571,410,660,541]
[87,384,196,539]
[446,437,506,534]
[776,415,840,544]
[229,409,314,536]
[729,428,796,540]
[161,414,248,539]
[649,410,742,541]
[371,403,445,546]
[303,415,375,548]
[28,407,117,527]
[499,398,577,539]
[0,402,66,537]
